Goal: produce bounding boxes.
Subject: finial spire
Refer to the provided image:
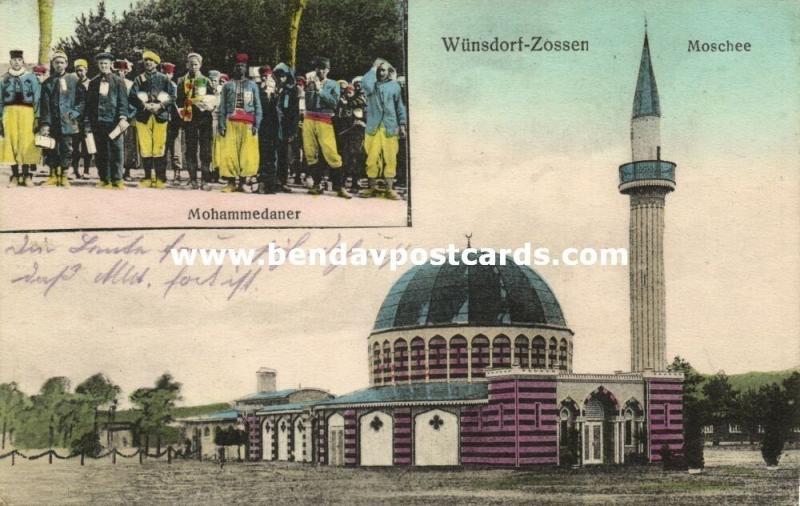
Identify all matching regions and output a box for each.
[644,15,648,32]
[465,233,472,248]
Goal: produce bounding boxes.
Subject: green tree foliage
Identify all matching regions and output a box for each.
[58,1,115,75]
[735,389,763,444]
[75,373,121,438]
[55,0,404,80]
[0,383,28,449]
[702,372,739,446]
[669,356,705,469]
[130,373,182,453]
[759,382,793,466]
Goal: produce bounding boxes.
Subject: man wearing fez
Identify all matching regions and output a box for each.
[39,50,85,188]
[0,49,41,187]
[70,58,92,180]
[84,52,129,189]
[176,53,215,190]
[359,58,407,200]
[115,59,138,181]
[129,50,175,188]
[216,53,261,192]
[303,56,349,198]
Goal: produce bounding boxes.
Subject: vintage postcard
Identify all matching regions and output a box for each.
[0,0,798,504]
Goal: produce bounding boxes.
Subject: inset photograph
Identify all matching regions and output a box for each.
[0,0,410,231]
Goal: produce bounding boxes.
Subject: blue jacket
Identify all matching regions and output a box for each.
[39,72,85,135]
[217,79,262,132]
[304,78,339,115]
[0,71,41,118]
[84,73,130,129]
[129,70,175,123]
[361,67,407,136]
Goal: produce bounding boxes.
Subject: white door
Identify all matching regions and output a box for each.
[359,411,393,466]
[262,420,274,461]
[277,417,290,461]
[328,413,345,466]
[293,417,307,462]
[583,422,603,464]
[414,409,459,466]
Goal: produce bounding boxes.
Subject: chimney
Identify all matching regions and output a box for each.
[256,368,277,393]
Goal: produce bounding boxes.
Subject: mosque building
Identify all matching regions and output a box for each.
[180,31,684,467]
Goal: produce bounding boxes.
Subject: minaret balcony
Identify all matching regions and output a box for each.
[618,160,676,193]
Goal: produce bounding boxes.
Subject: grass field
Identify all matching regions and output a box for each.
[0,447,797,505]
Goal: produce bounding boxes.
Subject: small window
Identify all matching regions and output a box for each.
[204,427,210,436]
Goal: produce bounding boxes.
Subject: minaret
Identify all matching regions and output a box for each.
[619,30,676,372]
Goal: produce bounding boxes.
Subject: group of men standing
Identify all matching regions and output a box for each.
[0,48,407,200]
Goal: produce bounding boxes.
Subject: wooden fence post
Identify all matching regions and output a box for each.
[48,450,53,464]
[80,451,85,466]
[112,448,116,465]
[11,451,14,466]
[167,446,172,464]
[139,448,143,464]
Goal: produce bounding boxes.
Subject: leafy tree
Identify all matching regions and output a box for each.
[703,372,739,446]
[75,373,121,439]
[56,1,116,75]
[35,377,72,449]
[0,383,28,449]
[669,356,705,469]
[759,382,792,466]
[130,373,182,454]
[735,389,764,444]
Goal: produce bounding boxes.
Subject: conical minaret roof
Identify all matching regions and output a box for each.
[632,33,660,118]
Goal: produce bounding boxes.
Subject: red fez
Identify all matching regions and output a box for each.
[260,65,272,76]
[235,53,249,64]
[114,59,129,70]
[296,76,306,86]
[33,65,47,75]
[161,62,175,73]
[219,73,230,82]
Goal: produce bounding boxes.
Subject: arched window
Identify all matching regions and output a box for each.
[428,336,447,380]
[532,336,546,368]
[559,338,568,371]
[492,335,511,368]
[449,335,468,379]
[393,339,409,383]
[471,335,490,378]
[514,335,530,368]
[203,427,210,436]
[382,340,392,383]
[410,337,425,381]
[372,342,382,384]
[548,337,558,368]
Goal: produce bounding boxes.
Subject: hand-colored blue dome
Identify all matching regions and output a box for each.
[372,258,567,333]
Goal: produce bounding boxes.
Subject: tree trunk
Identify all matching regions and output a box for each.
[2,418,6,449]
[144,434,150,457]
[37,0,53,64]
[285,0,308,68]
[156,434,162,455]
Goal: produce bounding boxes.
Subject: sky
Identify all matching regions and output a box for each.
[0,0,798,407]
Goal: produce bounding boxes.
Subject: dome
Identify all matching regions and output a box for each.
[372,258,567,333]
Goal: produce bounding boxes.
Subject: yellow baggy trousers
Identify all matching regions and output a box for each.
[364,124,399,179]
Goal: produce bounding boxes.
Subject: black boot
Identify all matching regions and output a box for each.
[140,158,154,187]
[9,165,19,187]
[332,170,351,199]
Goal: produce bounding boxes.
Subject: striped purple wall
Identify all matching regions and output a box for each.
[393,408,412,465]
[461,378,558,466]
[646,379,684,462]
[247,414,261,461]
[344,409,358,466]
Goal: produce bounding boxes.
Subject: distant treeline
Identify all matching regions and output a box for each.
[669,357,799,468]
[0,373,182,456]
[56,0,405,81]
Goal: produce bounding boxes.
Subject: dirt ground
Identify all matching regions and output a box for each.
[0,447,797,505]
